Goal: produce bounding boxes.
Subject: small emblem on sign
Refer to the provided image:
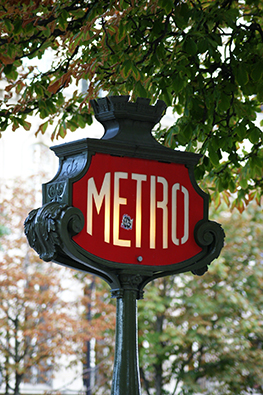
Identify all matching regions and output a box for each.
[121,214,133,230]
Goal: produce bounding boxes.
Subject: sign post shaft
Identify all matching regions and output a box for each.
[111,289,141,395]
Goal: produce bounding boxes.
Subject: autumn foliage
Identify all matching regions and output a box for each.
[0,179,115,395]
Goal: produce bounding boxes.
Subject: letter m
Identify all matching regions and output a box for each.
[87,173,110,243]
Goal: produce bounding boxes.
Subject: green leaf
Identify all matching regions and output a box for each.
[159,0,174,13]
[76,114,86,128]
[117,21,126,42]
[67,119,78,131]
[183,38,197,55]
[45,99,57,115]
[34,83,44,96]
[194,163,205,179]
[229,179,236,193]
[59,9,69,30]
[7,44,17,59]
[121,60,132,78]
[210,32,222,47]
[119,0,130,9]
[222,7,239,26]
[131,64,140,81]
[3,65,18,80]
[39,121,49,135]
[19,119,31,131]
[248,126,261,144]
[56,92,65,107]
[208,145,220,166]
[249,156,263,178]
[239,177,248,189]
[135,81,148,98]
[198,38,209,53]
[251,62,263,82]
[235,124,247,141]
[160,88,172,107]
[38,100,50,118]
[4,19,13,33]
[70,9,86,18]
[174,3,190,28]
[235,65,249,86]
[182,123,193,140]
[58,124,66,138]
[42,26,51,38]
[82,112,93,126]
[171,74,185,93]
[217,92,231,112]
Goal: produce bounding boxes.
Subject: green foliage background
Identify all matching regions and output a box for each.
[0,0,263,208]
[138,204,263,394]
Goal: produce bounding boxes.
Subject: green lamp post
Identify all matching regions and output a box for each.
[25,96,224,395]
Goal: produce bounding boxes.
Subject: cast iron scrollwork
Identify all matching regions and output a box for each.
[193,220,225,275]
[47,182,66,202]
[111,274,145,300]
[24,202,84,262]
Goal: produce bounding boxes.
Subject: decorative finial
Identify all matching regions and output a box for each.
[91,95,167,124]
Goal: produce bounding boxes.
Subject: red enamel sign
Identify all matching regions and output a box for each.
[72,153,204,266]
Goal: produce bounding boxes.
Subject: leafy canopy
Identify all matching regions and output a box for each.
[1,0,263,209]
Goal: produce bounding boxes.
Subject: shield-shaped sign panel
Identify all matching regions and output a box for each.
[72,152,205,267]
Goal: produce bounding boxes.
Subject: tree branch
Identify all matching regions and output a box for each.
[139,367,151,395]
[136,12,173,66]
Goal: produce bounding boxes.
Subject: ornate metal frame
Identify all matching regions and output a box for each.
[25,96,224,299]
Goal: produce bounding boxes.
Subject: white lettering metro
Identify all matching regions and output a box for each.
[86,172,189,248]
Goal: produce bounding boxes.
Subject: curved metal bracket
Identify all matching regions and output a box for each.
[24,202,121,291]
[193,220,225,275]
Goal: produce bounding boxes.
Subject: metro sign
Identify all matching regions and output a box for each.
[72,153,204,267]
[24,96,225,395]
[25,96,224,288]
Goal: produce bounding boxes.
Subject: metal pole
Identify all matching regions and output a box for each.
[111,289,141,395]
[83,277,95,395]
